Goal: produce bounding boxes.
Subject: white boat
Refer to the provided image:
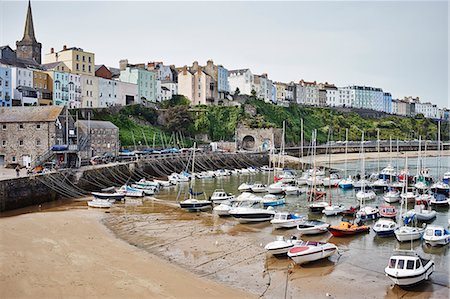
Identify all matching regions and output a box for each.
[296,220,330,235]
[284,185,302,195]
[265,236,300,255]
[179,198,212,211]
[383,189,400,203]
[131,184,156,195]
[262,194,285,207]
[210,189,234,203]
[429,194,450,206]
[414,180,428,191]
[296,172,310,186]
[87,198,113,208]
[373,218,398,237]
[213,200,235,216]
[379,164,397,180]
[135,178,160,188]
[423,225,450,246]
[405,200,436,222]
[322,176,340,187]
[154,179,172,187]
[91,192,125,201]
[288,241,337,265]
[228,200,275,223]
[306,176,323,186]
[354,179,372,190]
[371,179,389,190]
[395,226,424,242]
[238,182,254,192]
[267,182,286,194]
[231,169,241,175]
[322,205,346,216]
[260,165,273,172]
[356,206,379,221]
[356,190,376,201]
[240,168,250,174]
[271,212,304,229]
[308,201,329,213]
[250,183,267,193]
[385,251,434,286]
[196,171,215,179]
[117,185,144,197]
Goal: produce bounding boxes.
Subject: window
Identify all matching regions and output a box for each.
[34,73,37,78]
[406,260,414,270]
[76,54,80,61]
[36,139,41,146]
[19,124,24,130]
[37,124,41,129]
[88,65,91,73]
[19,140,24,146]
[415,260,421,269]
[397,259,404,269]
[82,65,85,72]
[2,140,6,146]
[12,156,16,162]
[88,57,91,63]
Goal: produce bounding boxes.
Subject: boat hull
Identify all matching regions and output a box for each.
[179,202,212,212]
[288,245,337,265]
[385,263,434,286]
[229,213,274,223]
[328,227,369,237]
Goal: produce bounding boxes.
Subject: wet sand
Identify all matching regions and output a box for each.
[0,209,255,299]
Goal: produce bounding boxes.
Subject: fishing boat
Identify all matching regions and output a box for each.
[262,194,285,207]
[117,185,144,197]
[250,183,267,193]
[296,220,330,235]
[271,212,304,229]
[328,221,369,237]
[429,194,450,205]
[228,200,275,223]
[383,189,400,203]
[379,205,398,218]
[423,225,450,247]
[373,218,398,237]
[91,192,125,201]
[385,251,434,286]
[265,236,300,256]
[210,189,235,203]
[288,241,338,265]
[238,182,254,192]
[87,198,114,208]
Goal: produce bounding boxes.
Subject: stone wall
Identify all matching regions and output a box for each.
[236,125,282,151]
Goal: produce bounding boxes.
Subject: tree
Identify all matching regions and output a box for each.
[160,95,190,108]
[251,89,257,97]
[234,87,240,96]
[165,105,193,134]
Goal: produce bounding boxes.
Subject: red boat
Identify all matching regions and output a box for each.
[379,205,397,218]
[328,222,370,237]
[341,206,359,217]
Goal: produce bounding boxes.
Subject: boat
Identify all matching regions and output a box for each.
[356,190,376,201]
[328,221,370,237]
[262,194,285,207]
[306,176,323,187]
[238,182,254,192]
[288,241,338,265]
[322,174,341,187]
[400,190,416,204]
[154,179,172,187]
[296,220,330,235]
[91,192,125,201]
[322,204,346,216]
[371,179,389,191]
[250,183,267,193]
[385,251,434,286]
[130,184,156,195]
[429,193,450,206]
[309,201,329,213]
[443,171,450,184]
[265,236,300,256]
[405,199,436,222]
[383,189,400,203]
[213,200,235,216]
[284,185,302,195]
[373,218,398,237]
[271,212,304,229]
[117,185,144,197]
[135,178,160,188]
[338,176,354,189]
[228,200,275,223]
[267,182,286,194]
[87,198,113,208]
[379,205,398,218]
[379,163,397,181]
[260,165,273,172]
[196,171,215,179]
[296,172,310,186]
[423,225,450,246]
[210,189,235,203]
[341,206,359,217]
[395,199,424,242]
[356,206,380,221]
[353,179,372,191]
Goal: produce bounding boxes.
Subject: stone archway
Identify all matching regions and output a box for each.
[242,135,256,150]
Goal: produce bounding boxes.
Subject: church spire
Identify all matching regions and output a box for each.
[21,0,36,42]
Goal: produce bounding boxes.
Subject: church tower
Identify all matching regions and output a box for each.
[16,0,41,64]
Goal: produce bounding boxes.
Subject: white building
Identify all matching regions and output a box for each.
[11,66,37,106]
[342,85,383,110]
[98,78,118,107]
[228,69,254,96]
[296,80,320,106]
[80,74,99,108]
[415,101,439,119]
[116,80,138,106]
[254,73,271,102]
[67,73,81,108]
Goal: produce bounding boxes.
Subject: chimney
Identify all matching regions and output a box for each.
[63,45,67,51]
[50,47,54,54]
[182,65,188,75]
[119,59,129,71]
[207,59,213,66]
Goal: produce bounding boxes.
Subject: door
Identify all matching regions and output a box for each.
[23,155,31,167]
[0,155,4,166]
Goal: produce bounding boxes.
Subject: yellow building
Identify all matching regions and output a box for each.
[32,70,52,105]
[44,45,95,76]
[275,82,287,102]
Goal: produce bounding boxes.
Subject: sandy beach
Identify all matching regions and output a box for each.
[0,209,254,299]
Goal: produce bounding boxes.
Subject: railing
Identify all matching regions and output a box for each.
[31,149,54,168]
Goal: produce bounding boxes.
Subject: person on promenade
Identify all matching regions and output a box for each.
[15,165,20,177]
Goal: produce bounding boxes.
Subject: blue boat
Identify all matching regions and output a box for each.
[262,195,286,207]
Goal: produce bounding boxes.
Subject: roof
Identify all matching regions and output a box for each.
[229,69,249,75]
[41,62,62,70]
[0,106,64,123]
[77,120,118,130]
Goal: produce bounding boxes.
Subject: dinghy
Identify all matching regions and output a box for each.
[328,221,370,237]
[271,212,304,229]
[296,220,330,235]
[385,251,434,286]
[379,205,397,219]
[423,225,450,247]
[265,236,300,256]
[288,241,337,265]
[406,199,436,222]
[87,198,113,208]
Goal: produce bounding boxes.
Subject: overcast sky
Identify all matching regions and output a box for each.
[1,0,448,108]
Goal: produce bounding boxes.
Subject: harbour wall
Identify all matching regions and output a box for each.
[0,152,268,212]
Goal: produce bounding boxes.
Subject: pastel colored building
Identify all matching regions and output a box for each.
[318,82,338,107]
[0,65,12,107]
[228,69,254,96]
[297,80,320,106]
[80,74,99,108]
[11,66,37,106]
[116,80,138,106]
[119,66,156,104]
[67,73,81,108]
[382,92,392,114]
[32,70,52,105]
[178,66,215,105]
[47,71,69,106]
[254,74,272,102]
[274,82,287,102]
[44,45,95,76]
[343,85,384,110]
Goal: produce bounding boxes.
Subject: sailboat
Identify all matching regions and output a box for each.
[179,143,212,211]
[372,130,390,191]
[356,131,376,202]
[339,128,354,189]
[308,130,329,213]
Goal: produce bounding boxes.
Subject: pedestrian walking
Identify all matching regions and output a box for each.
[15,165,20,177]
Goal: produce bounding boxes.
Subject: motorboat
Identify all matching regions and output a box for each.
[429,194,450,206]
[328,221,370,237]
[383,189,400,203]
[130,184,156,195]
[210,189,235,203]
[385,251,434,286]
[228,200,275,223]
[213,200,235,216]
[262,194,285,207]
[154,179,172,187]
[87,198,113,208]
[430,181,450,195]
[284,185,302,195]
[354,179,372,191]
[371,179,389,191]
[356,190,376,201]
[379,164,397,181]
[423,225,450,246]
[356,206,380,221]
[379,205,398,219]
[91,192,125,201]
[322,174,340,187]
[238,182,254,192]
[394,213,424,242]
[414,180,429,191]
[168,172,190,184]
[117,185,144,197]
[265,236,300,256]
[250,183,267,193]
[267,182,286,194]
[341,206,359,217]
[322,205,346,216]
[308,201,329,213]
[179,198,212,212]
[135,178,160,188]
[296,220,330,235]
[400,191,416,204]
[373,218,398,237]
[338,177,354,189]
[271,212,304,229]
[288,241,338,265]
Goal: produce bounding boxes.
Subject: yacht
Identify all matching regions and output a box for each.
[228,200,275,223]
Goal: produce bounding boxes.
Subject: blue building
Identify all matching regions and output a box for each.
[0,65,12,107]
[120,67,156,104]
[51,71,70,106]
[217,65,229,95]
[271,84,277,103]
[383,92,392,114]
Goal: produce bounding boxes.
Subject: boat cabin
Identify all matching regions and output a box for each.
[387,255,428,273]
[274,212,301,221]
[374,220,396,230]
[425,227,450,238]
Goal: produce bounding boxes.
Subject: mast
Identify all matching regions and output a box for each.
[344,128,348,179]
[300,118,304,171]
[377,129,380,174]
[437,121,441,178]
